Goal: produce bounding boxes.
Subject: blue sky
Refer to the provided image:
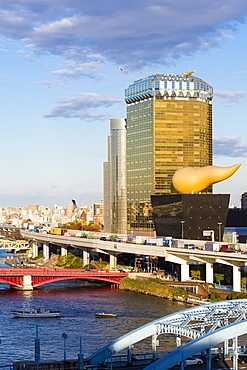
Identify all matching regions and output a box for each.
[0,0,247,208]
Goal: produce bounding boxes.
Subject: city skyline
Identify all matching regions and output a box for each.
[0,1,247,208]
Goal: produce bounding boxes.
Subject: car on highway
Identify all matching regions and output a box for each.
[184,357,203,366]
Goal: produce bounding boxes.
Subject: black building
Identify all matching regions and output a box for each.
[151,193,230,241]
[226,208,247,227]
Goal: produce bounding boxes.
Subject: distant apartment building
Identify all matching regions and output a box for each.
[125,73,213,233]
[226,192,247,230]
[51,204,65,223]
[241,192,247,209]
[92,199,104,225]
[0,201,103,227]
[28,204,39,212]
[65,204,75,218]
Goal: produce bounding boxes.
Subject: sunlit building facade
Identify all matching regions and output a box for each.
[110,119,127,234]
[125,73,213,233]
[104,119,127,234]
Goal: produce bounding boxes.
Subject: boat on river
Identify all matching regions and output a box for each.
[11,309,61,318]
[95,312,117,318]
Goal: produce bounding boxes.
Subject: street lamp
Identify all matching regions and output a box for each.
[62,333,68,361]
[218,222,222,242]
[78,337,84,370]
[134,258,137,271]
[148,220,152,237]
[35,325,40,370]
[181,221,185,239]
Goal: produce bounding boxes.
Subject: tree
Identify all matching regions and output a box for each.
[241,277,247,291]
[191,270,201,280]
[214,273,224,285]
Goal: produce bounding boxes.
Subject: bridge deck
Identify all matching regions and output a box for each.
[0,268,128,289]
[0,268,127,277]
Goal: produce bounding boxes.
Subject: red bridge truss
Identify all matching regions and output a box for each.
[0,268,128,290]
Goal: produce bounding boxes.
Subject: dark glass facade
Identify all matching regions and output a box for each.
[151,194,230,241]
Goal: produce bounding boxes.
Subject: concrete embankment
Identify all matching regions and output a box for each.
[119,276,208,305]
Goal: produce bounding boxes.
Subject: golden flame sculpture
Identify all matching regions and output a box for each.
[172,164,242,194]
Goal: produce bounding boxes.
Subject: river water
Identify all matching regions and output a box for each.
[0,249,190,366]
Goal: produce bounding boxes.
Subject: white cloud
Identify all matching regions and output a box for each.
[213,136,247,157]
[44,92,123,119]
[0,1,246,71]
[51,69,77,78]
[214,90,246,105]
[34,80,65,88]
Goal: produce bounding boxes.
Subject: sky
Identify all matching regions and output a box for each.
[0,0,247,209]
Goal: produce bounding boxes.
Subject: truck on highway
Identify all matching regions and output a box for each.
[204,242,220,252]
[144,237,163,246]
[127,235,146,244]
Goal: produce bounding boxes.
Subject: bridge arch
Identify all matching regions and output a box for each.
[0,275,123,290]
[0,277,22,288]
[0,268,127,290]
[144,320,247,370]
[87,299,247,367]
[32,276,123,288]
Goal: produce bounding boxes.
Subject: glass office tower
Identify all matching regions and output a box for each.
[104,119,127,234]
[110,119,127,234]
[125,73,213,232]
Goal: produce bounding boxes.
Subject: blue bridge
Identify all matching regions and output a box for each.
[87,299,247,370]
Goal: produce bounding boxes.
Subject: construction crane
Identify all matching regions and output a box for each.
[72,199,77,208]
[182,70,195,76]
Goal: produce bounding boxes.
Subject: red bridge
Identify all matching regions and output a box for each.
[0,268,129,290]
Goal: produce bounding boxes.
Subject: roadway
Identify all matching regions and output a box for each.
[108,359,238,370]
[20,230,247,291]
[20,230,247,263]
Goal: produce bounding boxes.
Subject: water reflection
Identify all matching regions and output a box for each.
[0,278,190,366]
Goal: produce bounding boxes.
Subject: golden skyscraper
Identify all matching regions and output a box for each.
[125,73,213,233]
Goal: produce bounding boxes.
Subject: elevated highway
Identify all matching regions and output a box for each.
[21,231,247,291]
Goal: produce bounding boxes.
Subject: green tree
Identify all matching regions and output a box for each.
[241,277,247,290]
[191,270,201,280]
[214,273,224,285]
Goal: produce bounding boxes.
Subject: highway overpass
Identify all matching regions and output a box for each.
[21,230,247,292]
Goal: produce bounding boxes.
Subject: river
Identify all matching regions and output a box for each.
[0,249,190,366]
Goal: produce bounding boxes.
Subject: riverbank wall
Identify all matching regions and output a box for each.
[119,277,209,305]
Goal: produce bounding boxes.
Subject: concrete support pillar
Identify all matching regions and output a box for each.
[205,262,214,284]
[152,333,158,362]
[61,245,68,257]
[109,254,117,270]
[127,346,134,364]
[233,265,241,292]
[224,340,229,355]
[22,275,33,290]
[179,361,185,370]
[83,250,90,267]
[43,242,49,260]
[232,336,238,370]
[180,263,190,281]
[176,336,182,347]
[31,240,38,258]
[205,348,212,370]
